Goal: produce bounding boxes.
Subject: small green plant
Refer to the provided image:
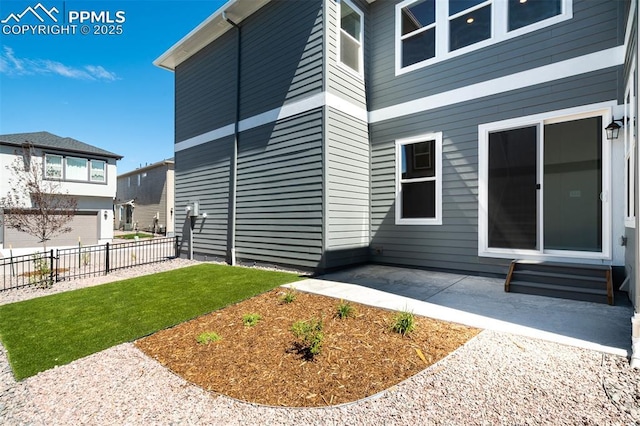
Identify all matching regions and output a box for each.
[391,309,416,336]
[81,251,91,266]
[242,313,262,327]
[196,331,221,345]
[336,299,354,319]
[281,288,297,304]
[291,317,323,358]
[30,253,53,288]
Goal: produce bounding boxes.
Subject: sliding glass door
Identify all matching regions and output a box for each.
[486,116,603,254]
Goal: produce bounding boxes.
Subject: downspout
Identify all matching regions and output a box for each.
[224,11,240,266]
[632,0,640,370]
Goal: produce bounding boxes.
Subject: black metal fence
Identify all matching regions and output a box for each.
[1,236,179,292]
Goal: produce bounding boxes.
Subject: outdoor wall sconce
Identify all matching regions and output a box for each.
[605,117,626,140]
[104,211,108,220]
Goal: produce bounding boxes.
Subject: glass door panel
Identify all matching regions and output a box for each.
[543,117,602,252]
[488,126,538,249]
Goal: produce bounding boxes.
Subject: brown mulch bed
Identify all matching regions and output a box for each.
[135,287,481,407]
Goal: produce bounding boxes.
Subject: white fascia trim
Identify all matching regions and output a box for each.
[175,92,367,152]
[370,46,625,123]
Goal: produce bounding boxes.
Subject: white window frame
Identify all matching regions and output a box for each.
[44,154,63,179]
[478,102,614,262]
[90,160,106,183]
[395,132,443,225]
[65,156,89,181]
[337,0,364,77]
[395,0,572,75]
[624,58,636,228]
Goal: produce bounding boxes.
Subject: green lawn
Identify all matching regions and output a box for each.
[0,263,301,380]
[117,232,154,239]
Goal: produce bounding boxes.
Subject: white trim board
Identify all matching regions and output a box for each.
[175,92,367,152]
[370,46,625,123]
[176,47,624,152]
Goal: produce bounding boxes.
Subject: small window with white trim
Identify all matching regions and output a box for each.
[338,0,364,75]
[397,0,571,74]
[395,132,443,225]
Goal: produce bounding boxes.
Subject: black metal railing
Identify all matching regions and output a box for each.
[0,236,179,291]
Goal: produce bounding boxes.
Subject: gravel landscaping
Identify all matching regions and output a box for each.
[1,259,638,425]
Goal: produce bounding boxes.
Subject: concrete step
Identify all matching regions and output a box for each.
[505,260,613,305]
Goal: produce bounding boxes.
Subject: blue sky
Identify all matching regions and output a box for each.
[0,0,225,173]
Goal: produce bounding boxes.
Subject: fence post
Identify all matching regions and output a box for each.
[49,249,54,284]
[105,242,110,275]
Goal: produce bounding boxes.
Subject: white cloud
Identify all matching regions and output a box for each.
[0,47,119,81]
[84,65,118,81]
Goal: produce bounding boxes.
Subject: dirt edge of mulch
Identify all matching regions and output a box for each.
[135,287,481,408]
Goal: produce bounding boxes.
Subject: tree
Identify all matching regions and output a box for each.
[0,144,77,250]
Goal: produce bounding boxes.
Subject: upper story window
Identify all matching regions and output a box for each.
[338,0,364,76]
[44,154,107,184]
[44,154,63,179]
[90,160,106,183]
[397,0,571,74]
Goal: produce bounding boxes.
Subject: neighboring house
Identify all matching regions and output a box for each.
[115,159,175,235]
[157,1,639,358]
[0,131,122,250]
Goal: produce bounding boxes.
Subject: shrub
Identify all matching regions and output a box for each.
[291,317,323,358]
[281,288,297,304]
[30,253,53,288]
[336,300,354,319]
[391,310,416,336]
[242,313,262,327]
[196,331,221,344]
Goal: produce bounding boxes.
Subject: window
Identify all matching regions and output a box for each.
[44,154,63,179]
[338,0,364,75]
[44,153,107,183]
[624,60,636,227]
[397,0,570,74]
[395,132,443,225]
[66,157,88,181]
[90,160,106,182]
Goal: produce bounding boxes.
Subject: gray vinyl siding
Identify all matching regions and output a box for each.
[370,69,620,276]
[175,31,237,143]
[175,137,232,258]
[326,0,368,109]
[239,0,324,120]
[325,107,370,269]
[368,0,624,111]
[235,109,324,269]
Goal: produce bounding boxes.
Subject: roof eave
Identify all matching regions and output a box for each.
[154,0,271,72]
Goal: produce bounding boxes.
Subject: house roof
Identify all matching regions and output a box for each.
[154,0,270,71]
[0,131,123,159]
[117,158,174,178]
